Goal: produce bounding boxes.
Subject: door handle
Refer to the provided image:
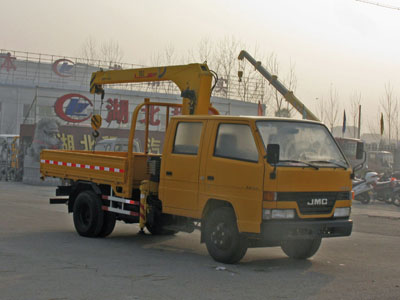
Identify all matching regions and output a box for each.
[166,171,173,176]
[207,175,214,181]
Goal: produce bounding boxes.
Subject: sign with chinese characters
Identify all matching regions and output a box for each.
[105,98,129,124]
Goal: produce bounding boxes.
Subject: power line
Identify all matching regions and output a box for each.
[355,0,400,11]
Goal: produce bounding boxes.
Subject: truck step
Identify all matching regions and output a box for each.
[50,197,68,204]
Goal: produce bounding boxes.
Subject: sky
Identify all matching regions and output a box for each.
[2,0,400,132]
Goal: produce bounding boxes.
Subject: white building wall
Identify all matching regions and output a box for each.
[0,50,264,134]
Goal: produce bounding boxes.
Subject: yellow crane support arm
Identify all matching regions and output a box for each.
[90,63,214,115]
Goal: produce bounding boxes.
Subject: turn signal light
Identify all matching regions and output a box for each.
[263,191,277,201]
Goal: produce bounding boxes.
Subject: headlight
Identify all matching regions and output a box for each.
[263,209,295,220]
[334,207,351,218]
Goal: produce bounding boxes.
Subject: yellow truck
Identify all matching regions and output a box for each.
[41,62,360,263]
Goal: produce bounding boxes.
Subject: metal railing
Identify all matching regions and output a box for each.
[0,49,270,103]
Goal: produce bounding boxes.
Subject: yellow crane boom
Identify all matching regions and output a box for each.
[90,63,214,115]
[238,50,319,121]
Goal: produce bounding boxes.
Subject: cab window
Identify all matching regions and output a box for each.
[172,122,203,155]
[214,123,259,162]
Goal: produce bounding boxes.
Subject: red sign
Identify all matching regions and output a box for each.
[0,53,16,72]
[52,59,75,77]
[54,93,93,123]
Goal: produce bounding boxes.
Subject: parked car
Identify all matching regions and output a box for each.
[94,138,140,153]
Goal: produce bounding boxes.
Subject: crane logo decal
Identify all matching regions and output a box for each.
[134,67,167,79]
[158,67,167,78]
[54,93,93,123]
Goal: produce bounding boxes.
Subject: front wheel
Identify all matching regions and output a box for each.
[204,207,248,264]
[281,238,321,259]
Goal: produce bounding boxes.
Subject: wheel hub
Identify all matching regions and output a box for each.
[79,204,91,226]
[211,223,232,250]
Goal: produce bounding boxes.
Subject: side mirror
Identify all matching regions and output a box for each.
[356,142,364,160]
[267,144,280,165]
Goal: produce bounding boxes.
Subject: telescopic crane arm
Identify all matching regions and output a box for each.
[238,50,319,121]
[90,63,214,115]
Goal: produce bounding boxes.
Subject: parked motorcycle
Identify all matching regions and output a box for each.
[353,172,380,204]
[391,181,400,207]
[372,177,398,204]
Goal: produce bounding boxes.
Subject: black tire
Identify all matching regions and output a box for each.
[281,238,322,259]
[98,211,116,237]
[359,193,371,204]
[385,197,393,204]
[73,190,104,237]
[204,207,248,264]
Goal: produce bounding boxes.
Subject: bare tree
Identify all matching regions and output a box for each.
[394,98,400,144]
[213,36,243,98]
[325,84,340,132]
[188,37,214,64]
[380,82,397,144]
[314,97,326,124]
[79,37,124,67]
[263,53,298,117]
[100,39,124,67]
[79,36,99,61]
[367,110,383,140]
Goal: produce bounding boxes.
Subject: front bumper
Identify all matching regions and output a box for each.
[260,218,353,241]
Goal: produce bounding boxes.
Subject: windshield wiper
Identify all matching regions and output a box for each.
[309,160,347,170]
[279,160,319,170]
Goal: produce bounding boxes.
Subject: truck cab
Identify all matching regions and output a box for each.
[157,115,353,262]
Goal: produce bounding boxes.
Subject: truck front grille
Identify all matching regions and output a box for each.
[277,192,350,215]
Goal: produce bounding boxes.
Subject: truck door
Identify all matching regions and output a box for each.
[160,120,206,212]
[200,122,264,233]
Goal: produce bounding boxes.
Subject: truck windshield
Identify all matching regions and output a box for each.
[256,121,348,168]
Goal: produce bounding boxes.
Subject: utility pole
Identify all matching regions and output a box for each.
[358,105,362,139]
[355,0,400,11]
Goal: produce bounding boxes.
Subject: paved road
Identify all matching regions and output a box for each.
[1,182,400,300]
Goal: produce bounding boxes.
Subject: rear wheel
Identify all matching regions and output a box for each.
[98,211,116,237]
[73,191,104,237]
[204,207,248,264]
[281,238,321,259]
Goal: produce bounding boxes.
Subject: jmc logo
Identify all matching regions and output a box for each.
[54,93,93,123]
[307,198,328,206]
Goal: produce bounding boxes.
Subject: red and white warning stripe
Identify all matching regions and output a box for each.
[40,159,125,173]
[101,195,139,205]
[102,205,139,216]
